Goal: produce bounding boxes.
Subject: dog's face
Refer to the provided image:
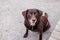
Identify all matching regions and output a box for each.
[22,9,43,26]
[27,9,38,26]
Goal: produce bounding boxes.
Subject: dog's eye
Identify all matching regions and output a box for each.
[34,12,37,15]
[27,13,31,17]
[27,14,31,19]
[34,13,36,14]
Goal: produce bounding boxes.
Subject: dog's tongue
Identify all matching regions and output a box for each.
[30,21,36,27]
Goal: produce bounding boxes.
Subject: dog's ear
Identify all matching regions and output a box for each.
[22,11,26,18]
[22,10,28,19]
[37,9,43,16]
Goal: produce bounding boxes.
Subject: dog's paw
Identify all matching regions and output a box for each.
[23,34,28,38]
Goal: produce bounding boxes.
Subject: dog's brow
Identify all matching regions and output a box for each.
[29,9,36,12]
[32,10,37,12]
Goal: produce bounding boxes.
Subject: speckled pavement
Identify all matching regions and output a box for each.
[0,0,60,40]
[49,20,60,40]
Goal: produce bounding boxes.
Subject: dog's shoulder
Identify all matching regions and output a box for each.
[40,16,48,24]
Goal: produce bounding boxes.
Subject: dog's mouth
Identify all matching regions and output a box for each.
[29,19,37,26]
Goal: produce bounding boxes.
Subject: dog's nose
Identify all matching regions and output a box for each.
[32,20,35,22]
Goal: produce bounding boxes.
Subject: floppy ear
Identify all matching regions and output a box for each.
[22,10,26,18]
[22,10,28,19]
[37,9,43,16]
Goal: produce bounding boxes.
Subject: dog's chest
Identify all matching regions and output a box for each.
[26,25,39,32]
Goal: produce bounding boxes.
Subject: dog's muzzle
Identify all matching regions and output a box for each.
[29,16,37,26]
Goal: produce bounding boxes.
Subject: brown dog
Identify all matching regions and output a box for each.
[22,9,50,40]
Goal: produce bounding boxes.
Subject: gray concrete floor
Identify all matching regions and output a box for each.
[49,20,60,40]
[0,0,60,40]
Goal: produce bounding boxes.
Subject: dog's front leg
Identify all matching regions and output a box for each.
[39,32,42,40]
[23,28,28,38]
[38,25,43,40]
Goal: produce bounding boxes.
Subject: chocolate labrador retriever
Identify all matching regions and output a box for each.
[22,9,50,40]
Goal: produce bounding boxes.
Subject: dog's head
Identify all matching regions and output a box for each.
[22,9,43,26]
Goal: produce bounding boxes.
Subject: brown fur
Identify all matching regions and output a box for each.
[22,9,50,40]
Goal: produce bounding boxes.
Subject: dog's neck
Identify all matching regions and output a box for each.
[30,25,38,31]
[25,19,40,31]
